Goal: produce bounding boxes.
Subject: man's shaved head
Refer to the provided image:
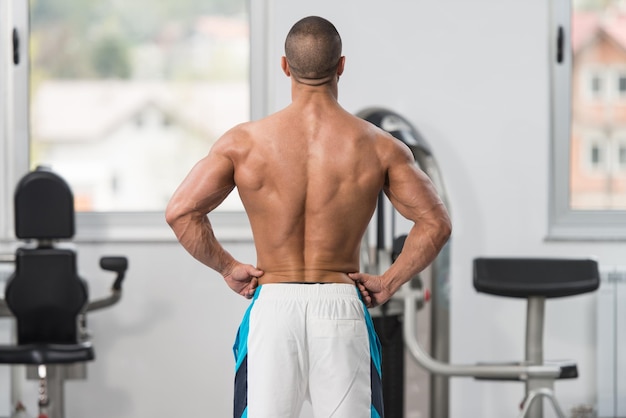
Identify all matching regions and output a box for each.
[284,16,342,84]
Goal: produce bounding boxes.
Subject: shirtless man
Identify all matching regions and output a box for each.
[166,16,451,418]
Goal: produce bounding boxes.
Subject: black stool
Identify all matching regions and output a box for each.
[473,257,600,418]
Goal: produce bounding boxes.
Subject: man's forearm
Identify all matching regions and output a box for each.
[383,216,451,294]
[170,214,236,277]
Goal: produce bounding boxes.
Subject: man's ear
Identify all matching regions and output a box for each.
[337,56,346,76]
[281,56,291,77]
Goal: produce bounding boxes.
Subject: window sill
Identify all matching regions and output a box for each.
[547,210,626,242]
[72,211,253,243]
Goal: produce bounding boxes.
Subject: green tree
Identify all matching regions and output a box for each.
[91,36,131,79]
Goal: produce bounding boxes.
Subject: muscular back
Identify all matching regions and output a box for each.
[220,101,396,283]
[167,23,450,299]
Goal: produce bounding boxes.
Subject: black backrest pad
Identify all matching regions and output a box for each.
[5,248,88,344]
[473,258,600,298]
[14,169,75,239]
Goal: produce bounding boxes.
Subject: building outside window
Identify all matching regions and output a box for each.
[570,0,626,210]
[29,0,250,213]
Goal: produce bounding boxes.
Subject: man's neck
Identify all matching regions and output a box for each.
[290,79,339,104]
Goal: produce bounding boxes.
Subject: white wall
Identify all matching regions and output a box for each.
[4,1,625,417]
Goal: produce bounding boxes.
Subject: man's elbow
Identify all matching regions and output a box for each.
[440,217,452,244]
[165,200,185,229]
[435,210,452,246]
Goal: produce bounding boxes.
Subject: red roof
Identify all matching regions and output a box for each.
[572,11,626,53]
[603,13,626,50]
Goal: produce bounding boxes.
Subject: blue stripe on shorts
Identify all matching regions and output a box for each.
[358,290,385,417]
[232,287,261,418]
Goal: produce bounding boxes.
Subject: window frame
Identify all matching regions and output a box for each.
[1,0,30,243]
[2,0,269,243]
[549,0,626,241]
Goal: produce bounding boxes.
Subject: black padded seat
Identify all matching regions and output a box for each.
[0,342,93,365]
[473,258,600,299]
[0,248,94,364]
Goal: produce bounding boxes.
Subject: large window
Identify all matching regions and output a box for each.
[29,0,250,213]
[550,0,626,239]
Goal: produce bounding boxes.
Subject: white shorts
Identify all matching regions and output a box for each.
[233,283,383,418]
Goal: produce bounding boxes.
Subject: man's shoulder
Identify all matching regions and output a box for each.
[224,114,280,137]
[209,122,256,161]
[217,121,258,144]
[359,124,415,168]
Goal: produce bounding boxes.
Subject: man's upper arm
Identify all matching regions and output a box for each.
[166,137,236,221]
[383,139,448,224]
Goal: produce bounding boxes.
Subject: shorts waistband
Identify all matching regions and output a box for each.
[255,283,359,299]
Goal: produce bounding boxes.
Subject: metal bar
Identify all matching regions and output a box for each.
[430,241,451,418]
[518,386,566,418]
[0,300,11,317]
[84,290,121,312]
[525,297,546,418]
[402,288,561,379]
[376,192,385,251]
[0,254,15,263]
[0,254,15,317]
[46,365,65,418]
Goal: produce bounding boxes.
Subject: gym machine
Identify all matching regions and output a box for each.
[0,167,129,418]
[358,108,452,418]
